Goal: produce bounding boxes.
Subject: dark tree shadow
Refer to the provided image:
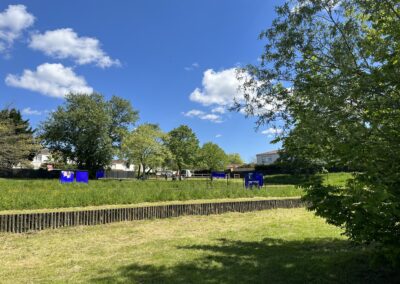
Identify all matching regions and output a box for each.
[91,238,399,284]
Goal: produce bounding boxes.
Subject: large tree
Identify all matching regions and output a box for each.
[121,123,169,178]
[0,112,38,169]
[198,142,228,172]
[237,0,400,257]
[165,125,199,172]
[0,108,34,136]
[40,93,138,172]
[227,153,244,165]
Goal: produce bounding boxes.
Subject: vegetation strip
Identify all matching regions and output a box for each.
[0,198,305,233]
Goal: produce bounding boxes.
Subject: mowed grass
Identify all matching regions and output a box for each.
[0,173,350,211]
[0,208,397,283]
[264,172,352,186]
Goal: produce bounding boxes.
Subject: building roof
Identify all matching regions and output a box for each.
[256,150,280,156]
[111,159,126,164]
[39,148,50,155]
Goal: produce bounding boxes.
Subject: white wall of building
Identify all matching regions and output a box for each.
[31,150,51,169]
[110,161,135,171]
[256,151,280,165]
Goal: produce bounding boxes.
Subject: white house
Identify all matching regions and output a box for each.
[110,159,135,171]
[31,149,51,169]
[30,150,135,171]
[256,150,280,165]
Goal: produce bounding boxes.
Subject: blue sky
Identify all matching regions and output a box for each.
[0,0,284,162]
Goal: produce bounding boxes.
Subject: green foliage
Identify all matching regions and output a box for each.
[198,142,228,171]
[121,124,170,177]
[227,153,244,165]
[165,125,200,171]
[0,109,39,169]
[108,96,139,149]
[0,108,34,136]
[238,0,400,260]
[40,93,138,172]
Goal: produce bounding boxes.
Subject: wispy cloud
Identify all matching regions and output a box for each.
[261,127,283,138]
[261,127,283,135]
[182,109,222,123]
[215,134,222,138]
[21,107,42,115]
[184,62,199,71]
[211,106,225,114]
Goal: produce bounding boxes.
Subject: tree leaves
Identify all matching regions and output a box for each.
[40,93,138,172]
[239,0,400,257]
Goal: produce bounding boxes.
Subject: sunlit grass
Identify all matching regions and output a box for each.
[0,178,301,211]
[0,173,350,211]
[0,208,396,283]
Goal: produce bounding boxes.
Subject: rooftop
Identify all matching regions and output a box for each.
[256,150,280,156]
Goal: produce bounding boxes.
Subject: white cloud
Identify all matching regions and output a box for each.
[183,109,222,123]
[184,62,199,71]
[0,4,35,52]
[29,28,120,68]
[211,106,225,114]
[189,68,244,106]
[262,127,283,135]
[5,63,93,98]
[189,67,282,122]
[201,113,222,123]
[261,127,283,138]
[183,109,205,117]
[21,107,43,115]
[215,134,222,138]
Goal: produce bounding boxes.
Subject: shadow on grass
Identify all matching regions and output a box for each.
[92,238,399,284]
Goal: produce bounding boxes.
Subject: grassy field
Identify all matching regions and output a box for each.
[0,173,351,211]
[0,208,397,283]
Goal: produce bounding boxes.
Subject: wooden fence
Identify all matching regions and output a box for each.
[0,198,305,233]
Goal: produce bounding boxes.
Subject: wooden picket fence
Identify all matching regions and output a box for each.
[0,198,305,233]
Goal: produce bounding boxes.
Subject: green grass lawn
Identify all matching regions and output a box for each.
[0,208,397,283]
[0,172,350,211]
[263,172,352,186]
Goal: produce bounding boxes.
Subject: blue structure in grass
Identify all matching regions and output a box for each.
[96,170,105,179]
[76,171,89,183]
[211,172,226,179]
[60,171,74,183]
[244,172,264,189]
[59,170,89,184]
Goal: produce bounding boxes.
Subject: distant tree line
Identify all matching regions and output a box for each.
[0,93,245,177]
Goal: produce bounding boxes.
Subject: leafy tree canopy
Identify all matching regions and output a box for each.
[198,142,228,172]
[237,0,400,257]
[121,123,170,177]
[0,108,34,135]
[165,125,199,171]
[0,111,39,169]
[227,153,244,165]
[40,93,138,172]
